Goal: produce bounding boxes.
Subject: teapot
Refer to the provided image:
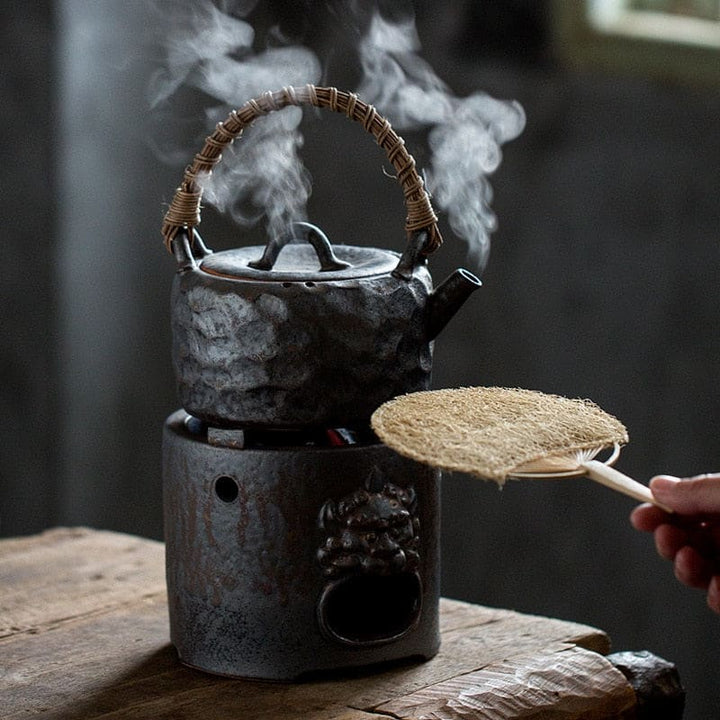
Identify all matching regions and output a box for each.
[162,86,480,428]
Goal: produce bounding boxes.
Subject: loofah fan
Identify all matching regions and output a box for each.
[371,387,671,511]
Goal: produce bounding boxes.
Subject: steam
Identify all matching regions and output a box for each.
[151,1,524,269]
[202,105,312,235]
[356,13,525,270]
[148,2,257,109]
[148,0,321,239]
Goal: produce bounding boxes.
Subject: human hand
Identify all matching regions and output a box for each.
[630,474,720,614]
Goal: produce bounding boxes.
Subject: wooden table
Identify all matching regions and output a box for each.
[1,527,638,719]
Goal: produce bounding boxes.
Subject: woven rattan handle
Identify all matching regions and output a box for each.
[161,85,442,255]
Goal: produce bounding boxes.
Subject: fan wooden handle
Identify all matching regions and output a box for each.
[581,460,674,513]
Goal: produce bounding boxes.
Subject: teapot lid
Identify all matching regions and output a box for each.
[199,223,401,282]
[200,245,399,282]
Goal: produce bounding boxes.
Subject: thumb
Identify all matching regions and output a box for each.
[650,474,720,516]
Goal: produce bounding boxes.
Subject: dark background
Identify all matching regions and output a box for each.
[3,1,719,717]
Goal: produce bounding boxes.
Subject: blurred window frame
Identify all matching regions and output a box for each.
[552,0,720,85]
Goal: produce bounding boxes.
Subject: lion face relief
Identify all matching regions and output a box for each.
[317,481,420,578]
[316,475,423,646]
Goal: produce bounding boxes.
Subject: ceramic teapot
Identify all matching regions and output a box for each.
[162,86,480,428]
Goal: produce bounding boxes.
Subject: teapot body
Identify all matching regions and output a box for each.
[171,243,434,428]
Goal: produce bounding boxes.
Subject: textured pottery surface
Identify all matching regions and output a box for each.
[162,410,441,679]
[171,245,435,428]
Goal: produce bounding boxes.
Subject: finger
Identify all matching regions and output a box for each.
[630,503,670,532]
[650,474,720,515]
[654,523,688,561]
[707,576,720,615]
[711,525,720,553]
[673,545,713,589]
[686,523,720,563]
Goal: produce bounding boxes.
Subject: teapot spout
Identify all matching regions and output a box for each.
[426,268,482,341]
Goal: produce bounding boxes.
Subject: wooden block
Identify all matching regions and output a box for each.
[375,646,636,719]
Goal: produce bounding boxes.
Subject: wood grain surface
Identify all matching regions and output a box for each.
[0,528,636,719]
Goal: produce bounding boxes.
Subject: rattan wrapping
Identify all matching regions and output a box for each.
[162,85,442,255]
[371,387,628,483]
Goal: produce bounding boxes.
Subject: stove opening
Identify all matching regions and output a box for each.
[318,572,421,646]
[214,475,239,503]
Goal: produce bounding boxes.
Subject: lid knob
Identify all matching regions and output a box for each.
[248,222,351,273]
